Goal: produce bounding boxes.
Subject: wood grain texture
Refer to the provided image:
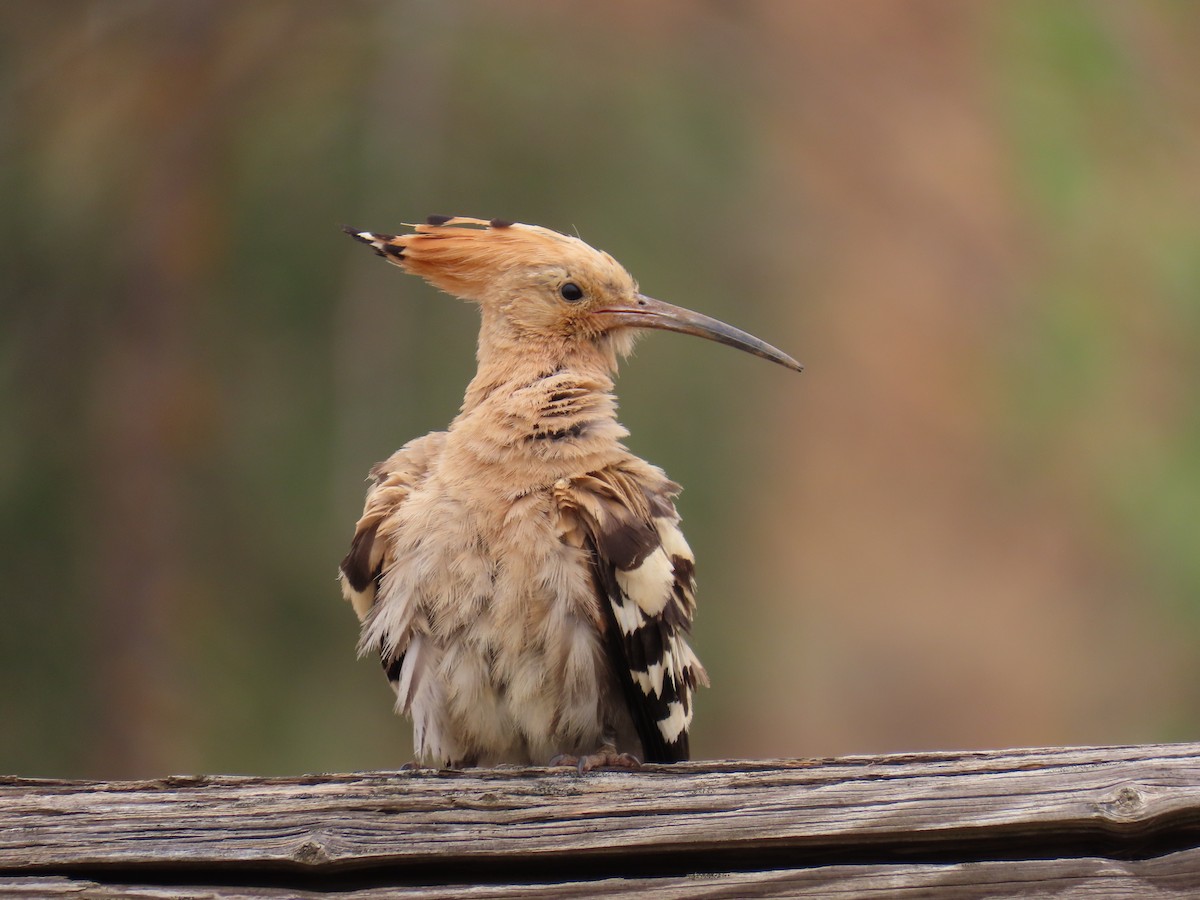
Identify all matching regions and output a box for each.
[3,744,1200,896]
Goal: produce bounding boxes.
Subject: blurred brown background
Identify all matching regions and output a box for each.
[3,1,1199,779]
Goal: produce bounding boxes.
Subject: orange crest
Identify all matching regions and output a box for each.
[344,216,605,302]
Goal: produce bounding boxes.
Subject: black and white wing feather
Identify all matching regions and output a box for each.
[556,461,710,762]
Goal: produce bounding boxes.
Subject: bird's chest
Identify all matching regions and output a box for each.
[394,482,599,643]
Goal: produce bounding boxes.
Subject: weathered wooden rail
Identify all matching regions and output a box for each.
[3,743,1200,897]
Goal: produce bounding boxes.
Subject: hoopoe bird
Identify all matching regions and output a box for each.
[339,216,800,770]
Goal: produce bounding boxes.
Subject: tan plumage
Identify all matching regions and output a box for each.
[339,216,800,769]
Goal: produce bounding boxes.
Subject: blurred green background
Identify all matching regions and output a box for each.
[3,1,1199,778]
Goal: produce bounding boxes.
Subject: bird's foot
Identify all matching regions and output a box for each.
[550,748,642,774]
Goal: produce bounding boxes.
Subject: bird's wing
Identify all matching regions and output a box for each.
[339,433,446,689]
[555,462,710,762]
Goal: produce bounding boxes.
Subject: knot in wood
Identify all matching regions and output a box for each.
[1097,783,1147,822]
[294,837,332,865]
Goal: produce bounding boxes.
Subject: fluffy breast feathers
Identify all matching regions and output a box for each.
[339,441,708,763]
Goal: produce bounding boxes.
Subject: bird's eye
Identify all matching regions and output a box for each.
[560,282,584,303]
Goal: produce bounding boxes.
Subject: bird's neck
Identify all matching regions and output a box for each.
[446,333,631,483]
[460,330,620,416]
[438,305,636,486]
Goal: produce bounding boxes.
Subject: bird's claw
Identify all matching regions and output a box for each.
[550,749,642,774]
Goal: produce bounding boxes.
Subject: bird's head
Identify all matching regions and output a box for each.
[343,216,802,373]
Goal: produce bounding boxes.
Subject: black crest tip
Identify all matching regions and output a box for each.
[342,225,399,258]
[489,218,514,229]
[425,214,453,226]
[341,224,374,244]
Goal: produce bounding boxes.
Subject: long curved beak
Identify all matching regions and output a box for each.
[596,294,803,372]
